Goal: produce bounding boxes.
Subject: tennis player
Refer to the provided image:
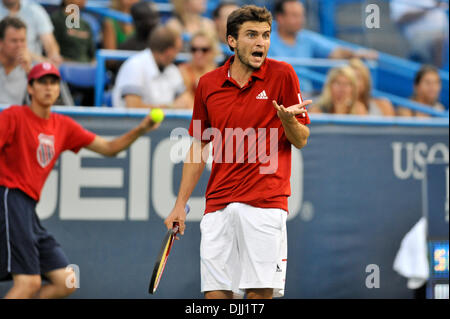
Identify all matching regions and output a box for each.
[0,62,160,298]
[165,5,311,299]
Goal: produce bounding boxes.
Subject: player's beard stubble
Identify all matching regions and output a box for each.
[235,45,264,71]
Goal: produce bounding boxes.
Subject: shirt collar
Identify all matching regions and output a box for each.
[221,55,268,86]
[147,48,163,76]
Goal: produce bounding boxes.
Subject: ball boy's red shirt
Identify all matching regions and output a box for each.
[0,105,96,201]
[188,57,310,214]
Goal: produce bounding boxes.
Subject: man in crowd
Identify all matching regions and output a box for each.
[113,25,191,109]
[390,0,449,68]
[0,16,30,105]
[269,0,378,94]
[0,0,62,65]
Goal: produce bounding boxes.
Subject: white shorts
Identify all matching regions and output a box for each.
[200,202,287,298]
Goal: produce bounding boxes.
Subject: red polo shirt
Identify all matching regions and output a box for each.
[188,57,310,214]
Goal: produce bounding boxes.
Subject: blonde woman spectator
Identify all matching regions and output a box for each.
[178,31,218,108]
[102,0,139,50]
[310,66,367,115]
[349,58,395,116]
[167,0,216,51]
[397,65,445,117]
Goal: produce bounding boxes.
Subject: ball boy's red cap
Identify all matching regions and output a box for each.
[28,62,61,82]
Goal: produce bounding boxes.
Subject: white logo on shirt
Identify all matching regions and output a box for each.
[256,90,268,100]
[36,133,55,168]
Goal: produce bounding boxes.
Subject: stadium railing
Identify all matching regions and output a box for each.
[81,2,448,110]
[318,0,449,38]
[94,50,449,118]
[328,38,449,109]
[43,0,446,113]
[1,105,447,128]
[39,0,446,110]
[94,49,224,107]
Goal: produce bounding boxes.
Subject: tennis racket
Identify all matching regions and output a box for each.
[148,204,190,294]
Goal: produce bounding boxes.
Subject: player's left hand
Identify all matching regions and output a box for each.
[272,100,312,122]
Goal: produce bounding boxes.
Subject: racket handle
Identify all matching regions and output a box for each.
[172,204,190,233]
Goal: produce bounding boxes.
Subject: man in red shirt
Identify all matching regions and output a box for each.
[0,62,159,298]
[165,5,311,299]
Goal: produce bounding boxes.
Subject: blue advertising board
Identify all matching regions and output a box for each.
[0,109,448,298]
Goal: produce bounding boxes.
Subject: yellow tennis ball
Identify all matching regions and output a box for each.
[149,108,164,123]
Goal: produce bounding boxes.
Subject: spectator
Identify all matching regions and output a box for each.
[178,30,219,108]
[309,66,367,115]
[0,16,30,105]
[0,0,62,65]
[51,0,97,106]
[269,0,378,94]
[102,0,139,50]
[119,1,160,51]
[397,65,446,117]
[112,25,191,109]
[390,0,449,68]
[51,0,95,63]
[167,0,216,52]
[239,0,272,9]
[349,58,395,116]
[106,1,159,78]
[212,1,239,60]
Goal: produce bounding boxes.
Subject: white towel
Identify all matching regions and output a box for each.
[393,218,429,289]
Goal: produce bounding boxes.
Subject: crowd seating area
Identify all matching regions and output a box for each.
[2,0,449,116]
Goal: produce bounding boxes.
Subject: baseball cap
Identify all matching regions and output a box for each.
[28,62,61,82]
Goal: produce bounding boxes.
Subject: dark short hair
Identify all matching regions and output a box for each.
[148,25,179,53]
[414,65,440,85]
[0,16,27,40]
[273,0,301,16]
[131,1,160,41]
[212,1,238,19]
[226,5,272,51]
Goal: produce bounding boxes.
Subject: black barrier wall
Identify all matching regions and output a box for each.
[0,111,448,298]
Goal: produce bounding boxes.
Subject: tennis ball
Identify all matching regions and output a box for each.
[150,108,164,123]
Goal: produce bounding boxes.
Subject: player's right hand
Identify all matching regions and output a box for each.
[164,204,187,237]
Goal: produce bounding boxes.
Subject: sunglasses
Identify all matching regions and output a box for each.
[191,47,211,54]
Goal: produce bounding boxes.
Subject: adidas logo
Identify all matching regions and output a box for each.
[256,90,268,100]
[276,264,282,273]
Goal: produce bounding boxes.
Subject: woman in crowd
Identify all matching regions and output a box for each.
[102,0,139,50]
[349,58,395,116]
[178,31,219,108]
[309,66,367,115]
[167,0,216,51]
[397,65,446,117]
